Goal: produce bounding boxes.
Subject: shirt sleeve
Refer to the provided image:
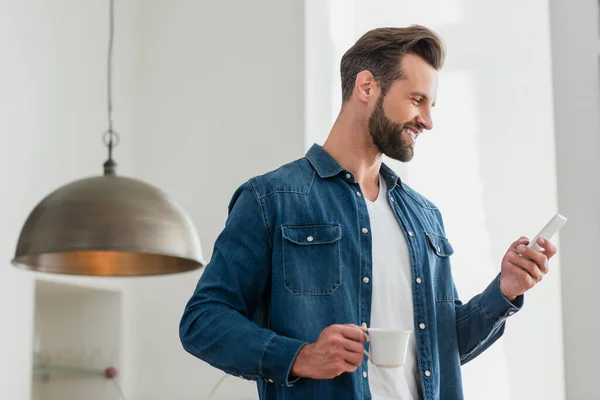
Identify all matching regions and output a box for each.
[179,180,307,385]
[454,273,524,364]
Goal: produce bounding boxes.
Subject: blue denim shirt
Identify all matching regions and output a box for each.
[180,144,523,400]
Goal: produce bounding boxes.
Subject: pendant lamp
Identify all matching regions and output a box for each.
[11,0,204,276]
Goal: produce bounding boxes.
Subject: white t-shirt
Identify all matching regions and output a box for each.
[366,175,421,400]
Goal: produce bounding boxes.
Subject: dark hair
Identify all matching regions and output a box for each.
[340,25,446,103]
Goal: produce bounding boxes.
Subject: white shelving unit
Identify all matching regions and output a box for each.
[32,279,123,400]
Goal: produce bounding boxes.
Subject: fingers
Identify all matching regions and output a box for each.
[324,335,363,367]
[326,325,367,351]
[515,243,549,274]
[328,359,361,376]
[336,325,367,344]
[510,236,530,251]
[342,323,367,333]
[508,249,545,281]
[343,348,364,367]
[341,336,366,357]
[332,325,367,366]
[340,359,361,373]
[334,325,367,357]
[536,237,557,259]
[503,261,537,290]
[323,328,364,368]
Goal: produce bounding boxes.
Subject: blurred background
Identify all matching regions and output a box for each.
[0,0,596,399]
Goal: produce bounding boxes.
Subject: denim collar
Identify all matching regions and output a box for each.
[305,143,401,190]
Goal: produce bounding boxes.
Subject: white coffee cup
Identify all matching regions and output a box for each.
[363,328,411,368]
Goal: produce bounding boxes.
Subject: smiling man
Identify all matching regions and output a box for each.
[180,25,557,400]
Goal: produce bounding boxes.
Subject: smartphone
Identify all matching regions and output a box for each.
[527,213,567,251]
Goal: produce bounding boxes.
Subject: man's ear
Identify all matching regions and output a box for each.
[354,70,379,104]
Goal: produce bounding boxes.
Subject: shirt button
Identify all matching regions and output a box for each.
[362,322,367,328]
[389,197,395,202]
[306,236,314,242]
[346,173,352,179]
[362,227,369,234]
[508,311,515,316]
[267,378,273,383]
[363,371,368,378]
[408,231,414,237]
[419,323,426,330]
[425,370,431,377]
[356,192,362,197]
[363,277,370,284]
[416,277,422,284]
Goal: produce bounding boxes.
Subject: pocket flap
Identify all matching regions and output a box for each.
[282,224,342,245]
[425,232,454,257]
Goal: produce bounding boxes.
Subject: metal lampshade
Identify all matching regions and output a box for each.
[12,0,204,276]
[12,168,204,276]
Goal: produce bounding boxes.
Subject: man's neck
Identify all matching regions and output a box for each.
[322,111,383,201]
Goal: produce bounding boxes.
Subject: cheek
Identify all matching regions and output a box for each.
[383,99,415,124]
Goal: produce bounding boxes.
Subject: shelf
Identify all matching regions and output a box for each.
[32,279,123,400]
[33,363,114,380]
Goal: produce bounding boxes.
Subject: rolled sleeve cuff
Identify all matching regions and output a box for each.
[480,273,524,322]
[259,333,307,387]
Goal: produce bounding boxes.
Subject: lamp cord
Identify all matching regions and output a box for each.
[207,374,233,400]
[110,377,128,400]
[108,373,233,400]
[107,0,114,136]
[103,0,119,174]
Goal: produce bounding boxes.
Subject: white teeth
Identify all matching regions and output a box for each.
[405,129,417,141]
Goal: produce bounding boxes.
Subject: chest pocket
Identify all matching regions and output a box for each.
[425,232,454,257]
[281,224,342,295]
[425,232,456,302]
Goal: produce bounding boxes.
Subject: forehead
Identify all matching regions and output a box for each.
[391,53,438,102]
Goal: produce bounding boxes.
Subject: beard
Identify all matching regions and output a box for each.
[368,94,417,162]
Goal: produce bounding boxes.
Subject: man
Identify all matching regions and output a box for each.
[180,25,556,400]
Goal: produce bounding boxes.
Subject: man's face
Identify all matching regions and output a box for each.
[368,54,438,162]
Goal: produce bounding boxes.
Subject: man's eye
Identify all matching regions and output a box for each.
[411,98,421,105]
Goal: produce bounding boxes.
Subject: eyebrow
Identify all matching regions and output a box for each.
[410,91,436,107]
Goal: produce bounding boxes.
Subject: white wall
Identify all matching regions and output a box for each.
[128,1,305,399]
[0,1,138,399]
[306,1,565,399]
[548,1,600,399]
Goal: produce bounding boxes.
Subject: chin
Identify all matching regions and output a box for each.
[385,147,414,163]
